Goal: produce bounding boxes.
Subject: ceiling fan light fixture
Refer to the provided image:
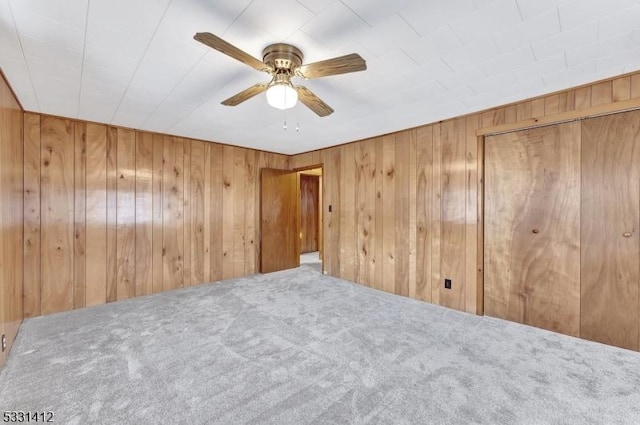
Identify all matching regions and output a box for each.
[266,82,298,110]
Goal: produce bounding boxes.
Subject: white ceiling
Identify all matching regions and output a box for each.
[1,0,640,154]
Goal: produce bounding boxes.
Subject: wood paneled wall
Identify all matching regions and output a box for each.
[290,70,640,316]
[23,113,287,317]
[0,72,23,369]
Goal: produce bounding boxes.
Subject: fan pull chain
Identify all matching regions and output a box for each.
[283,105,287,130]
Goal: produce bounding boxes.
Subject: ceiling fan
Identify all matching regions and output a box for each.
[194,32,367,117]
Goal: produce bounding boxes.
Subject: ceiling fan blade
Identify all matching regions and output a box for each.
[296,53,366,79]
[194,32,272,73]
[221,83,269,106]
[297,86,334,117]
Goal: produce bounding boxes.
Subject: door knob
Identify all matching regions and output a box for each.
[623,232,632,238]
[532,229,539,234]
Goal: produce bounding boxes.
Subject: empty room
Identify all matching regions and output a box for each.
[1,0,640,424]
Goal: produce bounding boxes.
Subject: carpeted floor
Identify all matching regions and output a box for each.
[1,265,640,425]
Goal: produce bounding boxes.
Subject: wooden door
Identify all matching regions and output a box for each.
[484,122,581,336]
[260,168,300,273]
[300,174,319,253]
[581,111,640,351]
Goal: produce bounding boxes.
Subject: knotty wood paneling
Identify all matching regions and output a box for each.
[244,150,256,274]
[300,174,319,254]
[232,148,246,278]
[581,111,640,350]
[381,135,396,294]
[116,128,136,300]
[85,123,107,306]
[484,123,582,337]
[183,139,191,287]
[152,134,163,294]
[163,136,183,290]
[440,118,467,310]
[40,116,74,315]
[395,131,410,297]
[340,143,356,282]
[289,69,640,327]
[210,143,223,282]
[21,114,287,318]
[190,141,205,285]
[106,127,117,302]
[0,72,23,369]
[23,113,40,318]
[415,125,433,302]
[135,132,153,296]
[74,122,87,309]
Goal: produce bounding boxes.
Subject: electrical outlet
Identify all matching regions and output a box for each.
[1,334,5,352]
[444,279,452,289]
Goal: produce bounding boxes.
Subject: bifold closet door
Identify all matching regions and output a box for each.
[581,111,640,351]
[484,122,581,337]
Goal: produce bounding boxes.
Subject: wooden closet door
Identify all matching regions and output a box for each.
[484,122,581,337]
[581,111,640,351]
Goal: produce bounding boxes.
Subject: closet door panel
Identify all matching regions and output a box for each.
[581,111,640,351]
[485,122,581,337]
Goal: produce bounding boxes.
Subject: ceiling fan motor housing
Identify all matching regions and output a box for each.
[263,43,303,74]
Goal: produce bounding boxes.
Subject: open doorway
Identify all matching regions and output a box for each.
[297,167,323,273]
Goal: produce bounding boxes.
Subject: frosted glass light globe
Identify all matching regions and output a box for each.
[266,83,298,110]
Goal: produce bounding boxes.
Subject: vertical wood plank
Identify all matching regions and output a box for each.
[152,134,163,293]
[612,77,631,102]
[476,136,485,316]
[135,132,153,297]
[440,118,466,310]
[416,125,433,302]
[465,115,479,314]
[233,148,246,277]
[85,123,107,306]
[431,123,442,304]
[516,101,532,122]
[222,145,235,279]
[381,134,396,293]
[340,143,356,281]
[190,141,205,285]
[74,122,86,309]
[23,113,41,317]
[395,131,410,297]
[408,130,417,299]
[631,74,640,99]
[40,116,74,314]
[544,94,559,115]
[355,141,373,285]
[326,147,341,277]
[574,86,592,110]
[591,81,612,106]
[374,139,384,290]
[106,126,117,302]
[182,139,191,286]
[244,150,257,275]
[211,144,223,281]
[531,98,545,118]
[203,142,211,282]
[503,105,517,124]
[116,128,136,300]
[162,137,183,290]
[557,92,569,113]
